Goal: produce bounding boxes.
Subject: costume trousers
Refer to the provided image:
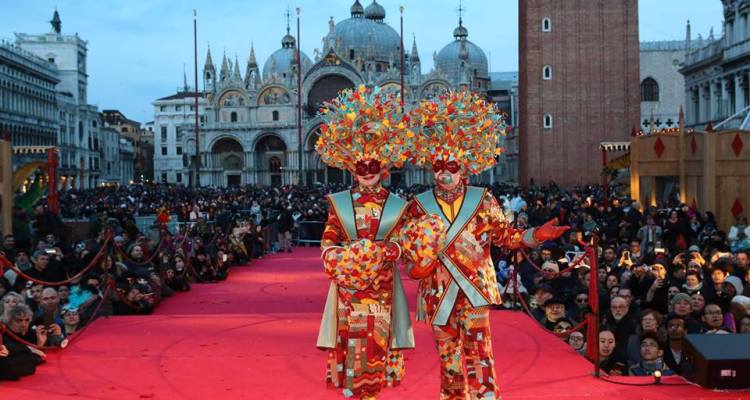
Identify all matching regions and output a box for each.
[431,294,498,400]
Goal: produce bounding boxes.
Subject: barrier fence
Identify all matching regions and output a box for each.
[508,240,602,378]
[296,221,325,245]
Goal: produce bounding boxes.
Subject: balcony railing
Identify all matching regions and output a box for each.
[724,37,750,61]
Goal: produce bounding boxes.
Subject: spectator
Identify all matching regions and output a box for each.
[1,292,25,323]
[682,270,703,295]
[33,288,64,347]
[637,216,662,254]
[626,309,664,365]
[663,315,687,374]
[0,304,45,380]
[531,284,554,321]
[596,330,627,376]
[602,296,637,362]
[739,314,750,334]
[669,293,702,333]
[701,303,731,334]
[567,330,586,356]
[728,216,750,248]
[690,292,706,320]
[628,332,675,377]
[277,206,294,253]
[61,307,82,336]
[644,264,669,314]
[540,294,568,329]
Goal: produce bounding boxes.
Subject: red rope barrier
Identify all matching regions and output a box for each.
[0,232,113,287]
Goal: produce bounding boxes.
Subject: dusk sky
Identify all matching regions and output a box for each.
[3,0,723,122]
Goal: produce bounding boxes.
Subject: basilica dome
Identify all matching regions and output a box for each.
[263,31,313,79]
[435,21,488,82]
[333,0,401,63]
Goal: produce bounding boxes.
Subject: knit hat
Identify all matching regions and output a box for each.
[671,292,691,305]
[731,295,750,309]
[726,276,744,295]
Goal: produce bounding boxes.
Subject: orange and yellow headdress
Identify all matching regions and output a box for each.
[315,85,409,173]
[407,90,508,175]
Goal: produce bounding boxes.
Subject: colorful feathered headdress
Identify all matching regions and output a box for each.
[315,85,409,173]
[408,90,508,175]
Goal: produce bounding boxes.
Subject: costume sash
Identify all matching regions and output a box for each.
[318,189,414,348]
[415,186,489,325]
[328,190,357,241]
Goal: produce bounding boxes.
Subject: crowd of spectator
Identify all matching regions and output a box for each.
[491,183,750,377]
[2,181,749,382]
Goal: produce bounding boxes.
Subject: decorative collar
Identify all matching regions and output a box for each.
[435,182,465,204]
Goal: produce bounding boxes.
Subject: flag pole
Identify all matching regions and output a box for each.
[193,9,201,187]
[296,6,304,186]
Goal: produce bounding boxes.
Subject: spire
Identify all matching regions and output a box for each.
[248,42,257,67]
[233,56,242,81]
[686,20,692,51]
[351,0,364,18]
[183,63,189,92]
[281,7,297,49]
[204,45,215,70]
[410,34,420,62]
[453,0,469,40]
[220,51,229,81]
[50,8,61,34]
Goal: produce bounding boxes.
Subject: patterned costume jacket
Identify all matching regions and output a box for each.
[316,186,414,398]
[407,186,537,326]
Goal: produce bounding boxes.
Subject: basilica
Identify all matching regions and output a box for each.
[152,0,492,187]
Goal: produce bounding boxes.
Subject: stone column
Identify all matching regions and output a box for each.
[736,72,746,112]
[712,80,722,121]
[722,76,731,117]
[700,84,710,124]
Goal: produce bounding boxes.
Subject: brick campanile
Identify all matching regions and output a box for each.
[518,0,641,187]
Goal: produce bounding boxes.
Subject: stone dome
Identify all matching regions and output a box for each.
[435,22,488,82]
[263,45,312,79]
[334,2,401,63]
[364,0,386,21]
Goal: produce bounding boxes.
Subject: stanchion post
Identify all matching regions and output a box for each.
[512,251,520,311]
[591,234,601,378]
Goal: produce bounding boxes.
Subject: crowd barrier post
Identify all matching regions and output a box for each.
[591,234,601,378]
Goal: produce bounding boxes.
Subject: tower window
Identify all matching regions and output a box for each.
[230,111,238,122]
[543,114,553,129]
[543,65,552,80]
[542,18,552,32]
[350,49,355,60]
[272,110,279,121]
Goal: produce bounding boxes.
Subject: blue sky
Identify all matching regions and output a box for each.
[2,0,723,123]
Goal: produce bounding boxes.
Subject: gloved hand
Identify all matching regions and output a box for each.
[532,218,569,243]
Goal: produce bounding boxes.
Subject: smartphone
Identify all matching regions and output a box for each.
[654,248,665,255]
[222,254,228,262]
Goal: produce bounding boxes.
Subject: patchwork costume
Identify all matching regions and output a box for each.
[315,86,414,399]
[401,91,544,400]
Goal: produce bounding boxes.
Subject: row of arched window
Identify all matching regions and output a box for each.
[228,110,279,122]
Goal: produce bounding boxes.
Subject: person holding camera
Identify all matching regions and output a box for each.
[32,288,64,347]
[0,304,46,381]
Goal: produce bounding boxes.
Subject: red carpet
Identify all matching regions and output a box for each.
[2,248,749,399]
